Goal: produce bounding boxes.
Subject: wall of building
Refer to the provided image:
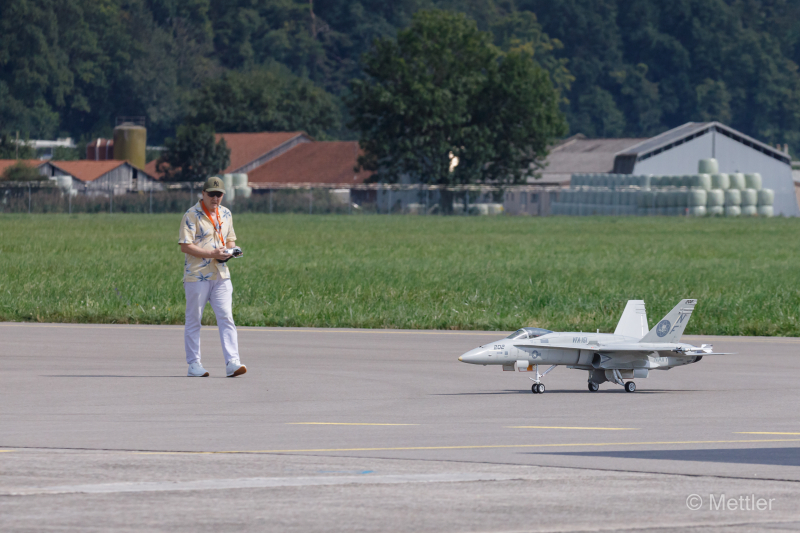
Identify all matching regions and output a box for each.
[632,130,799,216]
[69,164,158,195]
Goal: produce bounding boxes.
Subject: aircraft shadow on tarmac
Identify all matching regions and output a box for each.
[433,389,699,395]
[532,447,800,467]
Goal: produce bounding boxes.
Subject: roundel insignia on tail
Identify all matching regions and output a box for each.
[656,320,671,337]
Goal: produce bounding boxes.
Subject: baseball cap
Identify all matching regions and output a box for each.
[203,176,225,193]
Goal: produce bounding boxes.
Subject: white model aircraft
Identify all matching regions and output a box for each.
[458,299,730,393]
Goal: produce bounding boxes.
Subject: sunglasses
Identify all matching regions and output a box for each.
[205,191,223,198]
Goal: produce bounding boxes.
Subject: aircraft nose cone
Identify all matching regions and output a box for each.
[458,356,463,361]
[459,348,483,364]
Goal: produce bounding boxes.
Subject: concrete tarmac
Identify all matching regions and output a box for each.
[1,323,800,532]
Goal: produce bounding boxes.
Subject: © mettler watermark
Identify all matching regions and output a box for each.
[686,494,775,511]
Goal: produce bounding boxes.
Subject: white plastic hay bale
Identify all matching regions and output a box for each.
[487,203,504,215]
[56,175,72,190]
[232,173,248,188]
[667,190,678,207]
[688,189,707,207]
[706,189,724,207]
[405,203,425,215]
[741,205,757,216]
[757,205,773,217]
[692,174,712,190]
[222,174,235,201]
[724,189,741,206]
[689,206,707,216]
[675,189,688,207]
[603,190,613,204]
[740,188,758,206]
[655,191,669,208]
[638,175,651,189]
[745,173,762,190]
[235,185,252,199]
[757,188,774,206]
[711,173,729,190]
[728,173,745,190]
[725,205,741,217]
[707,205,724,216]
[682,175,693,187]
[698,158,719,174]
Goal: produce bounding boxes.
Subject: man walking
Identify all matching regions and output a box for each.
[179,176,247,377]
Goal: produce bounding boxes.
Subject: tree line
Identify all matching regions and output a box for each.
[2,0,800,168]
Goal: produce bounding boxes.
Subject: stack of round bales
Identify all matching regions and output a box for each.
[563,164,773,217]
[233,173,252,199]
[221,174,236,203]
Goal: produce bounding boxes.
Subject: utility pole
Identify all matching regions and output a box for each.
[310,0,316,38]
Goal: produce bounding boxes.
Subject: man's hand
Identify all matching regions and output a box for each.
[211,248,233,261]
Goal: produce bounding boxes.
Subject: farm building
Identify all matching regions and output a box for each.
[49,160,158,194]
[611,122,798,216]
[505,122,799,216]
[145,132,318,179]
[0,159,58,178]
[247,141,371,185]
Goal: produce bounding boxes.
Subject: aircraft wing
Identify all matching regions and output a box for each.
[514,342,652,354]
[515,342,734,356]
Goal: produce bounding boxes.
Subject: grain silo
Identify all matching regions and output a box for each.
[113,122,147,170]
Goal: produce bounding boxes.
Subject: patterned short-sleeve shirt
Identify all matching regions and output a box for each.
[179,201,237,282]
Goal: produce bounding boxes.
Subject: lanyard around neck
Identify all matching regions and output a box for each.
[200,202,226,248]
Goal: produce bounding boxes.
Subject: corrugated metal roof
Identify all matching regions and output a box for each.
[617,122,791,165]
[539,135,647,176]
[248,141,373,184]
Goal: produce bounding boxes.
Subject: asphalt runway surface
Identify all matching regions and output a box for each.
[2,322,800,532]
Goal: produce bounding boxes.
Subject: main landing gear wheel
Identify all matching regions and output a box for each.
[531,383,545,394]
[625,381,636,393]
[588,382,599,392]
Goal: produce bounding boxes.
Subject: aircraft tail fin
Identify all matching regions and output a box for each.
[614,300,648,339]
[639,299,697,343]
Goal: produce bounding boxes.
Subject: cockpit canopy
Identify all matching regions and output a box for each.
[505,327,553,340]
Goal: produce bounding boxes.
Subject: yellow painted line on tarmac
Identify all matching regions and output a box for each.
[287,422,418,426]
[736,432,800,435]
[508,426,637,431]
[0,450,15,453]
[130,438,800,455]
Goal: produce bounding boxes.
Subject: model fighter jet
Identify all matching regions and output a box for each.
[458,299,730,393]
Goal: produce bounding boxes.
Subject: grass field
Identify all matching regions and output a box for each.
[1,214,799,335]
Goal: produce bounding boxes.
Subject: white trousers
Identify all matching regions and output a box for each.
[184,278,239,365]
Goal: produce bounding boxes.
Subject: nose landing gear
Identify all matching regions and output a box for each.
[588,382,600,392]
[624,381,636,393]
[529,364,557,394]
